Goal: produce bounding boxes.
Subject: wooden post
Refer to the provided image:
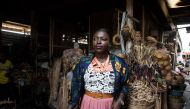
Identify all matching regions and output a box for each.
[0,15,2,45]
[141,5,145,43]
[31,11,38,79]
[162,91,168,109]
[88,15,91,53]
[49,17,54,66]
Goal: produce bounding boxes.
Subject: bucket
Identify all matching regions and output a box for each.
[168,95,184,109]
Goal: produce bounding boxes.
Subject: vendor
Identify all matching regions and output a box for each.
[180,69,190,109]
[0,52,13,100]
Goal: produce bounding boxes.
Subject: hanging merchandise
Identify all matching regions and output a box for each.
[112,10,121,46]
[57,76,69,109]
[57,48,83,109]
[48,48,83,109]
[48,58,62,108]
[119,11,127,54]
[112,10,139,58]
[62,48,83,74]
[153,49,172,78]
[112,10,128,59]
[125,34,175,109]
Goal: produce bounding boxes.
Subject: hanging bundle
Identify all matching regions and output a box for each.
[57,76,69,109]
[48,58,62,108]
[56,48,83,109]
[153,49,173,81]
[62,48,83,74]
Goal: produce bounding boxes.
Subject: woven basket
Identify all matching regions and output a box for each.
[128,101,155,109]
[168,95,184,109]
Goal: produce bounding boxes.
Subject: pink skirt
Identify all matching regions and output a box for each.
[80,94,113,109]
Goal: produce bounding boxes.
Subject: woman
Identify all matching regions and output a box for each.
[68,28,129,109]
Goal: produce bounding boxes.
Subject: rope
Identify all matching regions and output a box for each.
[117,11,120,34]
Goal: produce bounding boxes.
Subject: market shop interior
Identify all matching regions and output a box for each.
[0,0,190,109]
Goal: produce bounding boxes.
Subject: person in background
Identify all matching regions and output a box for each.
[185,59,190,72]
[178,61,184,67]
[181,68,190,109]
[68,28,129,109]
[0,52,13,100]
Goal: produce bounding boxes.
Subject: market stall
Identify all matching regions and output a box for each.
[110,11,180,109]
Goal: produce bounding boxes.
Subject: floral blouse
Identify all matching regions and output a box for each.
[84,56,115,93]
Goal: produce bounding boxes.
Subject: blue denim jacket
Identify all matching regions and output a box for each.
[69,53,129,108]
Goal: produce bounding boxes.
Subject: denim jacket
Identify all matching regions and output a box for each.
[69,53,129,108]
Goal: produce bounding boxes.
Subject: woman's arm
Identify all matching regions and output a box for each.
[112,60,129,109]
[68,63,81,109]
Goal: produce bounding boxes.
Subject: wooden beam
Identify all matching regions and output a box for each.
[126,0,133,29]
[158,0,176,30]
[31,11,38,78]
[49,17,54,66]
[0,16,2,41]
[171,13,190,18]
[141,5,145,43]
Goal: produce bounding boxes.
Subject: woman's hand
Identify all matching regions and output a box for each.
[112,99,123,109]
[68,105,73,109]
[112,93,125,109]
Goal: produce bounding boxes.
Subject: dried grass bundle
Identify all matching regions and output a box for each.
[57,76,69,109]
[48,58,62,107]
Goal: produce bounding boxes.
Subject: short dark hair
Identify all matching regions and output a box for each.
[94,28,111,41]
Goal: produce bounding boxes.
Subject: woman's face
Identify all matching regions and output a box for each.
[93,31,110,53]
